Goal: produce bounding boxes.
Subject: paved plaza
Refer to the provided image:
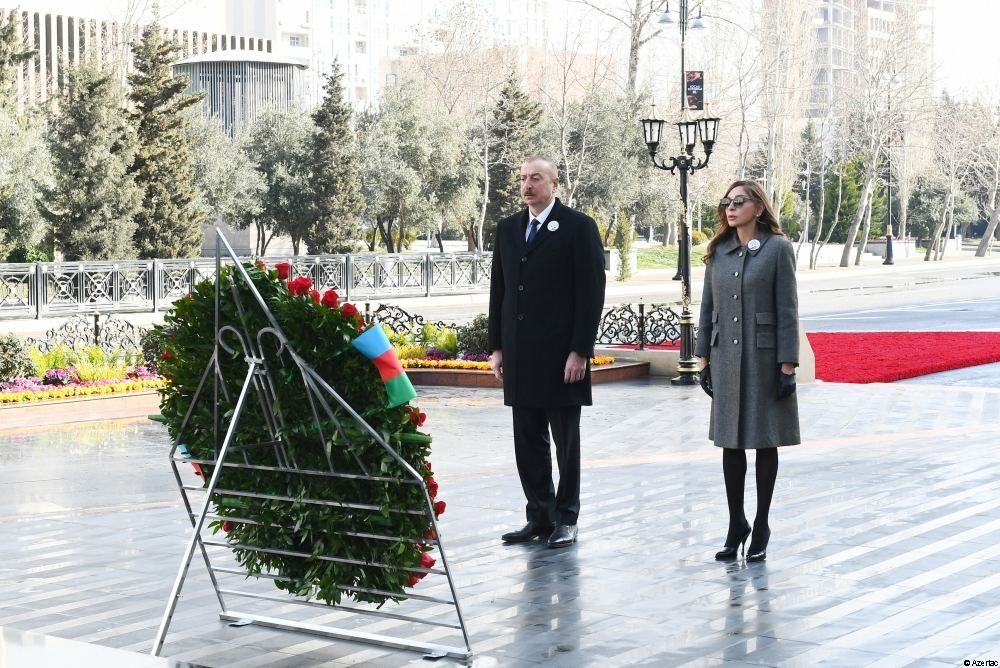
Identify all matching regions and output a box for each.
[1,370,999,666]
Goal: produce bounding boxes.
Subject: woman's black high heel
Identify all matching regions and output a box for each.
[747,526,770,563]
[715,522,751,560]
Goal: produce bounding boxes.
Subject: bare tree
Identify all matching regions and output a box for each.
[924,96,976,261]
[541,24,617,209]
[837,4,932,266]
[572,0,665,99]
[973,100,1000,256]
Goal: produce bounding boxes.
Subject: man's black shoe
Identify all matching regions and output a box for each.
[546,524,578,548]
[501,522,555,543]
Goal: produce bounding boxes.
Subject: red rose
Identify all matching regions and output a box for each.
[287,276,313,296]
[161,349,174,361]
[434,500,446,517]
[275,262,291,280]
[408,406,426,427]
[424,461,432,472]
[420,551,436,569]
[426,476,439,498]
[407,574,421,587]
[310,289,321,304]
[222,520,234,533]
[321,289,339,309]
[424,527,437,541]
[341,302,359,319]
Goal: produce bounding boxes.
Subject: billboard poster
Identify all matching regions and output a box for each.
[686,71,704,110]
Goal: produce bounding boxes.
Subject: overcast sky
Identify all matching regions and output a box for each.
[933,1,1000,99]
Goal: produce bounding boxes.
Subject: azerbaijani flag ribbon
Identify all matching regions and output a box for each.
[352,326,417,408]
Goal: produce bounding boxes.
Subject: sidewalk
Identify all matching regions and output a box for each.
[0,374,998,666]
[4,251,1000,337]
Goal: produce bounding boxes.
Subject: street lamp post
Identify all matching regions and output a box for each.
[658,0,706,282]
[640,109,720,385]
[884,74,899,265]
[640,0,719,386]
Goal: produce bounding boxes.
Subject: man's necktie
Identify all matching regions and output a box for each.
[526,218,541,245]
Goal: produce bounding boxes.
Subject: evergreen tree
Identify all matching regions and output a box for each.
[0,109,51,261]
[0,9,35,110]
[128,20,205,258]
[483,76,542,246]
[304,62,364,253]
[41,65,141,260]
[243,108,315,256]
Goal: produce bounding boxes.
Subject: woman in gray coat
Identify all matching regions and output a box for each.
[695,180,800,563]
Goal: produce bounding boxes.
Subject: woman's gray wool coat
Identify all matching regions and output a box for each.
[695,231,801,449]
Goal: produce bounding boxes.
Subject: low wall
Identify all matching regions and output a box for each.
[600,324,816,382]
[0,392,160,431]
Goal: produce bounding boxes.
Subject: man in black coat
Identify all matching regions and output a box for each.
[488,156,606,548]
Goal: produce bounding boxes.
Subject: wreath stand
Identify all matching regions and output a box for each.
[151,231,473,662]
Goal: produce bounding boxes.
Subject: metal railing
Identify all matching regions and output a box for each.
[596,302,693,349]
[0,253,492,319]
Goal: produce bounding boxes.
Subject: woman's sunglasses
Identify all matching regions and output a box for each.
[719,196,756,209]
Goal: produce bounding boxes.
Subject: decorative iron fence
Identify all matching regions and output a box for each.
[596,302,694,349]
[23,313,147,354]
[0,253,492,319]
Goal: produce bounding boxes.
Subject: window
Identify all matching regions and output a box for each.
[289,34,301,47]
[354,40,366,54]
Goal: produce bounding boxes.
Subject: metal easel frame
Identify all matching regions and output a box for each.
[151,230,472,662]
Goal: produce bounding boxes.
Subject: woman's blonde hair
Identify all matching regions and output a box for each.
[703,180,783,263]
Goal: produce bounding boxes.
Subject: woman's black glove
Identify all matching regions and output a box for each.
[699,364,713,397]
[778,370,796,399]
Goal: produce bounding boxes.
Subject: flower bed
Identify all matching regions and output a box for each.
[0,377,166,404]
[400,355,616,370]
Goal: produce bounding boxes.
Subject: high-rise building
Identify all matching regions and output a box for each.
[0,1,275,111]
[808,0,934,118]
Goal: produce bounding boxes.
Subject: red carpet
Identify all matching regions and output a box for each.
[609,343,680,351]
[806,332,1000,383]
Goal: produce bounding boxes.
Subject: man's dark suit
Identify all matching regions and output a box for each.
[487,197,606,527]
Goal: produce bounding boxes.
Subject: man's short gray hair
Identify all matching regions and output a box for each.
[523,156,559,178]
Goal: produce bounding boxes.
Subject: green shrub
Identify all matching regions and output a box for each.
[457,313,490,356]
[691,229,709,245]
[383,324,415,348]
[396,343,427,360]
[437,328,459,356]
[615,211,634,282]
[417,323,441,347]
[30,343,137,378]
[141,327,167,367]
[29,343,75,375]
[0,334,37,381]
[74,359,130,382]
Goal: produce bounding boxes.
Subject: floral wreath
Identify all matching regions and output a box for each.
[155,261,443,605]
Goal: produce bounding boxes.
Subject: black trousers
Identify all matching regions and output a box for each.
[512,405,582,526]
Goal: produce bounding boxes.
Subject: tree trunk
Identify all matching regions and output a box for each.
[376,216,394,253]
[938,195,957,261]
[839,167,876,267]
[809,166,827,269]
[815,165,843,269]
[924,193,950,261]
[796,168,810,264]
[476,131,489,253]
[436,231,445,253]
[604,211,617,247]
[854,189,873,266]
[976,188,1000,257]
[626,0,641,100]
